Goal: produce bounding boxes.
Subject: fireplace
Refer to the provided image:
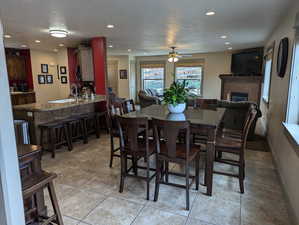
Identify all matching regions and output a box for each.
[230,92,248,102]
[219,74,262,104]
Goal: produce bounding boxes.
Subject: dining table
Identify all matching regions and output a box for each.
[122,104,226,196]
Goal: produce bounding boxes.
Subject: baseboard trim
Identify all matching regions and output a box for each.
[266,138,298,225]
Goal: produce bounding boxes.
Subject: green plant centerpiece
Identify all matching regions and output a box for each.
[163,80,188,113]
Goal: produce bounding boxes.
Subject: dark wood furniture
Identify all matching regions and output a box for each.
[39,121,72,158]
[107,102,125,168]
[11,92,36,105]
[122,105,225,196]
[117,116,156,200]
[65,117,88,144]
[122,99,136,114]
[5,48,27,81]
[152,118,200,210]
[214,108,257,193]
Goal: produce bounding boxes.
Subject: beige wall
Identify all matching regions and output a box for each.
[259,2,299,224]
[30,49,70,103]
[107,55,131,99]
[135,51,232,99]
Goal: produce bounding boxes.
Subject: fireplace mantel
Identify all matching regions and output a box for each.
[219,74,262,104]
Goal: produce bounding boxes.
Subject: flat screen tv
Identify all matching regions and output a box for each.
[231,48,263,75]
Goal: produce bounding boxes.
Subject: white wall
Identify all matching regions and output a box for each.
[31,49,70,103]
[135,51,232,99]
[259,2,299,224]
[0,20,25,225]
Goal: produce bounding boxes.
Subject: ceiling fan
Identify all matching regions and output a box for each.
[167,46,192,62]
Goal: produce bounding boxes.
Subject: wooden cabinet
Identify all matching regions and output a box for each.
[78,46,94,81]
[11,92,36,105]
[5,49,27,81]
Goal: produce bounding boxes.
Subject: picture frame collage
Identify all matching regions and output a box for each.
[38,64,68,84]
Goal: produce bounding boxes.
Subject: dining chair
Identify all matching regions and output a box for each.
[152,118,201,210]
[122,99,136,114]
[116,116,156,200]
[213,108,257,193]
[107,102,125,167]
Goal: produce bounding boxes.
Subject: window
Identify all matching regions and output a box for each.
[175,61,203,96]
[286,32,299,124]
[262,46,274,104]
[262,58,272,103]
[141,62,165,96]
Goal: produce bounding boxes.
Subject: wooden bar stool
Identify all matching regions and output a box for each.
[39,121,72,158]
[65,117,88,144]
[22,171,64,225]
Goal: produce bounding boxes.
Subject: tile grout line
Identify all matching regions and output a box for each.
[129,203,147,225]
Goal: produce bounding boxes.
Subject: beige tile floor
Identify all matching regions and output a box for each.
[42,134,292,225]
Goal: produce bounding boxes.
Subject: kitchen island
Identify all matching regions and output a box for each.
[13,95,106,144]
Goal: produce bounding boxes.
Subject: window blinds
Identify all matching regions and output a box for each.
[175,59,205,67]
[140,61,165,68]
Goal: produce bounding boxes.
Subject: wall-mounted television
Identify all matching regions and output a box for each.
[231,48,263,75]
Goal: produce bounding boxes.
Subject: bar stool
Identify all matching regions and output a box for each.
[76,112,100,142]
[39,121,72,158]
[22,171,64,225]
[65,117,88,144]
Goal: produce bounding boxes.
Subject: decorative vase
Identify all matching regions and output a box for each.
[167,103,186,114]
[167,113,186,121]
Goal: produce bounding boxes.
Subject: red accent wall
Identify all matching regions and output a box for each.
[67,48,78,84]
[91,37,107,95]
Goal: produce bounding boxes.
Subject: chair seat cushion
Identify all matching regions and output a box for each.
[215,136,242,150]
[159,142,200,161]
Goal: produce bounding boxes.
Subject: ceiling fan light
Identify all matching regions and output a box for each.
[49,29,68,38]
[168,56,179,63]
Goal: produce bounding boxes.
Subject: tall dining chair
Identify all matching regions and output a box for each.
[116,116,156,200]
[122,99,136,114]
[152,118,201,210]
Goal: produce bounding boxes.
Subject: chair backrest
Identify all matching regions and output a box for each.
[122,99,136,114]
[116,116,149,154]
[152,118,191,160]
[107,102,125,132]
[241,108,257,149]
[241,104,257,135]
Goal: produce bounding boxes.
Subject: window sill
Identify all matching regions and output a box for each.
[283,122,299,147]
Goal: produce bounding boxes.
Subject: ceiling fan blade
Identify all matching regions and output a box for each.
[180,54,193,57]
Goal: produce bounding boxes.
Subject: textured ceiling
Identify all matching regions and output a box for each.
[0,0,292,55]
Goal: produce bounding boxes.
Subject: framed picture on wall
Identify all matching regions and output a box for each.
[38,75,46,84]
[61,76,68,84]
[46,75,53,84]
[60,66,67,74]
[41,64,48,73]
[57,65,60,80]
[120,69,127,79]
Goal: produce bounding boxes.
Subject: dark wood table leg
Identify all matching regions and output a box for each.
[205,128,216,196]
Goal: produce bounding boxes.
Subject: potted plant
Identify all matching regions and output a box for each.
[163,81,188,113]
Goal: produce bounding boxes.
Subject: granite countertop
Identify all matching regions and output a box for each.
[13,95,106,112]
[11,91,35,95]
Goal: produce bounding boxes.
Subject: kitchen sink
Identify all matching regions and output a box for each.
[48,98,76,104]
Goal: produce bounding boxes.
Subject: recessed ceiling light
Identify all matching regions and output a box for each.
[35,40,41,43]
[108,45,113,48]
[4,34,12,38]
[21,44,27,48]
[220,35,227,39]
[49,29,68,38]
[128,49,132,52]
[225,42,231,45]
[59,43,64,47]
[106,24,115,29]
[205,11,215,16]
[228,47,233,50]
[53,49,58,52]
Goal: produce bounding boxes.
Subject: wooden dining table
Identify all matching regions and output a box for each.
[122,104,225,196]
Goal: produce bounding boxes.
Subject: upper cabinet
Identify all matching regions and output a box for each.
[78,46,94,81]
[5,49,26,81]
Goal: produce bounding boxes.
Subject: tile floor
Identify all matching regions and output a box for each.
[42,134,292,225]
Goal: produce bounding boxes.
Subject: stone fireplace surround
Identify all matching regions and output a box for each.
[219,74,262,104]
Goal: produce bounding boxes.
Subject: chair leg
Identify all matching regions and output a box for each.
[239,161,245,194]
[49,128,56,158]
[185,162,190,210]
[154,159,160,202]
[119,152,126,193]
[82,119,88,144]
[64,125,73,151]
[195,155,200,191]
[95,116,100,139]
[165,162,169,183]
[48,181,64,225]
[40,128,44,156]
[109,135,114,168]
[146,156,150,200]
[133,156,138,176]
